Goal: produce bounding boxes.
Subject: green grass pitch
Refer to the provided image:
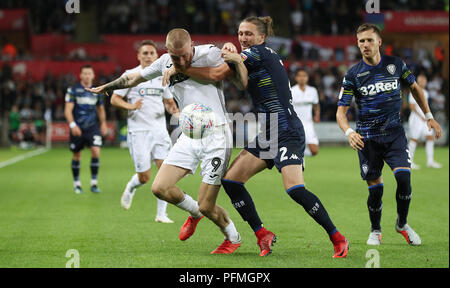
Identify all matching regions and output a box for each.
[0,146,448,268]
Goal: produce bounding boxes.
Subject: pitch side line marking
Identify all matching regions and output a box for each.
[0,148,49,169]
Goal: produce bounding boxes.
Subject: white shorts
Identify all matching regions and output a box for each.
[128,130,172,173]
[303,121,319,145]
[408,116,432,141]
[163,125,232,185]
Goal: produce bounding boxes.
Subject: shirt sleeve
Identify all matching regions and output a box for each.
[400,59,415,87]
[65,87,75,103]
[337,71,355,106]
[240,47,261,68]
[162,86,173,100]
[312,87,319,104]
[96,93,104,106]
[206,46,225,67]
[140,56,164,80]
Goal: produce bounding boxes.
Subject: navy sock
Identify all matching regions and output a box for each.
[394,170,412,227]
[367,183,384,231]
[287,185,336,236]
[71,160,80,182]
[90,157,99,182]
[221,179,263,232]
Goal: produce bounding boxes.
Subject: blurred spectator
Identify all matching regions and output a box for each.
[1,37,18,61]
[9,105,20,144]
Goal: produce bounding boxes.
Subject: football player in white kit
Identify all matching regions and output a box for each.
[408,74,442,169]
[87,29,242,254]
[291,68,320,156]
[110,40,179,223]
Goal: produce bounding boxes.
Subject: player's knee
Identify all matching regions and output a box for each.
[72,153,81,161]
[394,170,412,199]
[151,182,168,199]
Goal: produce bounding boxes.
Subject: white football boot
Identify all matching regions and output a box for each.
[427,161,442,169]
[155,214,174,223]
[396,223,421,246]
[121,186,136,210]
[367,230,382,245]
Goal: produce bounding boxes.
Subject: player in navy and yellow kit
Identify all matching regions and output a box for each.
[336,24,442,246]
[171,16,349,258]
[64,65,107,194]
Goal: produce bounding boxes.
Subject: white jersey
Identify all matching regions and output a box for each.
[408,89,429,120]
[291,84,319,123]
[114,65,172,132]
[140,45,229,125]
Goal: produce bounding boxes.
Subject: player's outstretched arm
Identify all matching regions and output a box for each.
[336,105,364,150]
[86,72,146,96]
[409,82,442,139]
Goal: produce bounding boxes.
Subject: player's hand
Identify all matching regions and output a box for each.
[100,122,108,137]
[132,99,143,110]
[347,131,364,150]
[86,85,109,95]
[162,66,177,87]
[314,115,320,123]
[222,42,238,53]
[428,119,442,140]
[71,126,82,137]
[221,50,242,64]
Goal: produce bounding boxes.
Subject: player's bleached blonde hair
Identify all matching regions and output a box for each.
[166,28,191,50]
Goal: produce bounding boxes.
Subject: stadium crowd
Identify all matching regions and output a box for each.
[0,0,448,146]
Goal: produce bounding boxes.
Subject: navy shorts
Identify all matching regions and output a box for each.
[69,125,102,153]
[357,128,411,180]
[245,130,305,172]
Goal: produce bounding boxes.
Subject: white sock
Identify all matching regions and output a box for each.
[222,219,240,243]
[176,193,202,218]
[408,140,417,163]
[91,179,98,186]
[126,174,143,193]
[74,180,81,187]
[156,199,168,217]
[426,140,434,164]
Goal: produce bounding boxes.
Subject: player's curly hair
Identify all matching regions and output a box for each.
[242,16,274,37]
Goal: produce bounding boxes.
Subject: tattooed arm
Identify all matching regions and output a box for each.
[86,72,146,96]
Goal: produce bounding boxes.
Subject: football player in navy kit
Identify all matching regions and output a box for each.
[336,23,442,246]
[65,65,107,194]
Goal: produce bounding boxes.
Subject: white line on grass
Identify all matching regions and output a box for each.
[0,148,50,169]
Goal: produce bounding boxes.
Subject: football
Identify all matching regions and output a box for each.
[179,103,216,139]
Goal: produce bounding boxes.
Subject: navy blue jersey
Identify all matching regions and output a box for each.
[338,55,415,139]
[65,83,103,129]
[241,43,303,139]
